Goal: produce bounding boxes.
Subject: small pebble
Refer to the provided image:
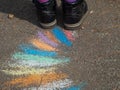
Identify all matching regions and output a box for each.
[90,10,94,14]
[8,14,14,19]
[81,26,85,30]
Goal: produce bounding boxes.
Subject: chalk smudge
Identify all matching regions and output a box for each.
[31,39,58,51]
[19,44,57,57]
[44,31,59,44]
[38,31,58,48]
[63,30,75,41]
[64,81,87,90]
[23,79,72,90]
[1,66,55,76]
[52,27,72,47]
[5,72,68,87]
[12,52,70,67]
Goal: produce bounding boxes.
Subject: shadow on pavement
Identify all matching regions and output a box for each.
[0,0,63,28]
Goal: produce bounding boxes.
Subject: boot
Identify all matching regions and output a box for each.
[62,0,88,29]
[33,0,57,28]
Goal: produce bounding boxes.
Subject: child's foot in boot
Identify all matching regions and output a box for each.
[62,0,88,30]
[33,0,57,28]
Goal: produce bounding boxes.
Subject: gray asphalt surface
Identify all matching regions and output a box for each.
[0,0,120,90]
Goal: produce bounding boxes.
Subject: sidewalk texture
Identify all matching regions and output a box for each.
[0,0,120,90]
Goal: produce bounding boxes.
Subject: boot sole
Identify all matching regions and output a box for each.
[40,19,57,29]
[64,11,89,30]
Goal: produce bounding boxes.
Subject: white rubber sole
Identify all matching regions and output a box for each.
[40,19,57,28]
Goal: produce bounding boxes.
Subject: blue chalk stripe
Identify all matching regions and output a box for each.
[19,44,57,57]
[52,27,72,47]
[64,82,87,90]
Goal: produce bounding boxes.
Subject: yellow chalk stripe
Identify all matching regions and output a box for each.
[2,66,55,76]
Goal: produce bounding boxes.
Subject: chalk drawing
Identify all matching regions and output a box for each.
[19,44,57,57]
[38,31,58,48]
[23,81,87,90]
[63,30,75,41]
[44,31,59,44]
[1,27,87,90]
[1,66,55,76]
[63,81,87,90]
[52,27,72,46]
[31,38,58,51]
[4,72,68,87]
[23,79,72,90]
[12,52,70,67]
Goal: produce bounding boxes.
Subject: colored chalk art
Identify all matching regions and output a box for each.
[1,26,87,90]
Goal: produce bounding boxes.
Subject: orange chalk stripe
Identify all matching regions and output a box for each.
[31,39,58,51]
[5,72,68,87]
[44,31,59,44]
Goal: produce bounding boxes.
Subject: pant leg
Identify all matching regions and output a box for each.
[33,0,49,3]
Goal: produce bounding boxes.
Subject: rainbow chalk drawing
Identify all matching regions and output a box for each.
[38,31,58,48]
[52,27,72,47]
[19,44,57,57]
[2,27,87,90]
